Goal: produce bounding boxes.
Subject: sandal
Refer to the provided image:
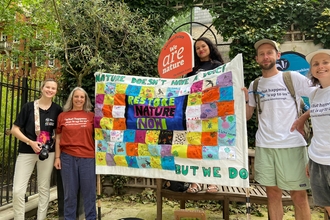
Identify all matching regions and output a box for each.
[206,184,219,193]
[186,183,203,193]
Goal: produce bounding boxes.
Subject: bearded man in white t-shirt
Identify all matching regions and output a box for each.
[242,39,315,220]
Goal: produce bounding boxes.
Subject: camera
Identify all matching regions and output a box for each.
[39,141,54,161]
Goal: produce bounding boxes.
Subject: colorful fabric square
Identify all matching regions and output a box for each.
[148,145,161,156]
[94,128,103,140]
[96,140,108,152]
[203,78,217,90]
[110,130,123,142]
[100,117,113,130]
[186,120,202,132]
[220,86,233,101]
[135,130,146,143]
[123,129,136,142]
[160,145,172,156]
[96,83,106,94]
[105,153,115,166]
[201,132,218,146]
[139,86,155,99]
[114,94,126,105]
[102,105,112,117]
[219,146,236,159]
[201,103,218,119]
[136,156,151,168]
[138,143,151,156]
[202,146,220,160]
[105,82,116,94]
[202,87,220,103]
[158,130,173,144]
[179,84,191,96]
[202,118,218,132]
[172,131,188,145]
[217,71,233,87]
[161,156,175,170]
[96,152,107,165]
[104,94,114,105]
[126,85,142,96]
[218,115,236,136]
[95,104,104,118]
[126,156,139,168]
[115,84,128,94]
[112,118,126,130]
[126,143,138,156]
[186,132,202,145]
[115,142,126,155]
[166,87,180,98]
[171,144,188,158]
[95,94,104,104]
[186,105,201,120]
[187,145,203,159]
[150,157,162,169]
[187,92,202,106]
[101,129,110,140]
[114,155,128,166]
[112,106,125,118]
[218,133,236,146]
[190,80,203,93]
[107,142,115,154]
[217,101,234,116]
[145,130,160,145]
[94,117,101,129]
[155,87,167,98]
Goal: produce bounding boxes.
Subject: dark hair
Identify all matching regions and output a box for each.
[193,37,224,67]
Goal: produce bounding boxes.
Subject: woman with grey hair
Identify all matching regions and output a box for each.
[54,87,96,220]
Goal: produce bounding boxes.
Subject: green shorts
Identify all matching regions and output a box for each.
[254,146,310,191]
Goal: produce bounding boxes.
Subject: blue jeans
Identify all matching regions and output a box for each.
[61,152,96,220]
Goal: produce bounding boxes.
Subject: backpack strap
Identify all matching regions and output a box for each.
[252,77,262,125]
[282,71,299,116]
[253,77,262,114]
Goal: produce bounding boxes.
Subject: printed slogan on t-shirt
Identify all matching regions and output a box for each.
[94,54,249,188]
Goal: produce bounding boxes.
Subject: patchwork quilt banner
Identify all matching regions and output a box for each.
[95,54,249,188]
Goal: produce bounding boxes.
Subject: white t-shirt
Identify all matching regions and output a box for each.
[248,71,315,148]
[308,87,330,165]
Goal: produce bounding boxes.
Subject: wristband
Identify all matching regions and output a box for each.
[245,100,249,104]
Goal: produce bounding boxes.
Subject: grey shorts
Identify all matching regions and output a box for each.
[309,159,330,207]
[254,146,310,191]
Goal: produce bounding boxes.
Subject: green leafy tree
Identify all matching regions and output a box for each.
[52,0,163,95]
[0,0,60,72]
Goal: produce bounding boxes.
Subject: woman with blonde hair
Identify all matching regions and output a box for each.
[11,78,62,219]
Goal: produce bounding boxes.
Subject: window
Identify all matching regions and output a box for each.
[0,32,8,42]
[284,24,313,42]
[48,54,55,67]
[11,56,19,69]
[35,50,46,67]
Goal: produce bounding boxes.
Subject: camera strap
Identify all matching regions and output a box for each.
[34,100,41,137]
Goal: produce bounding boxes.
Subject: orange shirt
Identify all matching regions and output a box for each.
[56,110,95,158]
